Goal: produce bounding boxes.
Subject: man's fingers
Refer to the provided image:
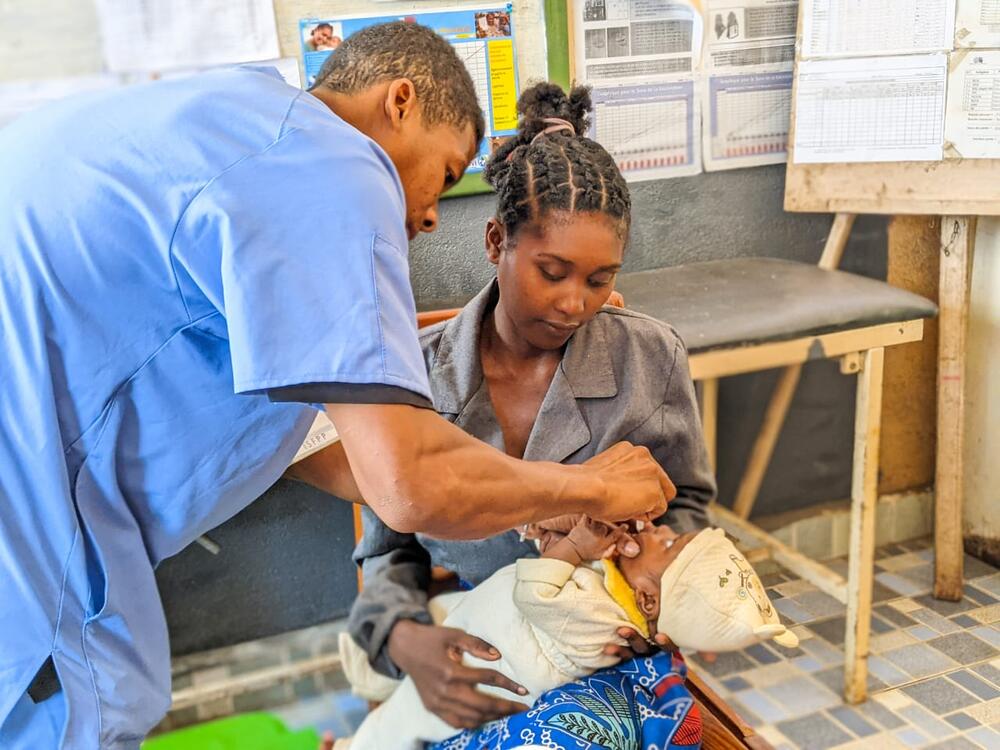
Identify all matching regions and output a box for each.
[454,633,501,661]
[655,462,677,504]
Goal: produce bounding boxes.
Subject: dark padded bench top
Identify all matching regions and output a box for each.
[613,258,937,354]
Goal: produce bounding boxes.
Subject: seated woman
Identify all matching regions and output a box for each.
[345,82,716,746]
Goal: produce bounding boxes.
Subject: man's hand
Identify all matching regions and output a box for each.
[582,442,676,524]
[387,620,529,729]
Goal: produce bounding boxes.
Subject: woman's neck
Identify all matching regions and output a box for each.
[482,298,560,366]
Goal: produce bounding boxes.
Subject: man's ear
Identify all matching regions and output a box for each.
[383,78,418,130]
[484,218,506,265]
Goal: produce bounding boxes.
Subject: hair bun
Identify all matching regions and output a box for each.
[517,82,592,140]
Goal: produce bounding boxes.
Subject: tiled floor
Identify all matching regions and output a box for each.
[689,537,1000,750]
[232,537,1000,750]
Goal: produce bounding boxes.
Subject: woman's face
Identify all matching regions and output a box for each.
[486,211,626,351]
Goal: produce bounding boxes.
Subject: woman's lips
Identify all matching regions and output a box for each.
[542,320,580,333]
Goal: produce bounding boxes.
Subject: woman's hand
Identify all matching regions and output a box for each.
[603,628,672,661]
[387,620,529,729]
[602,629,718,664]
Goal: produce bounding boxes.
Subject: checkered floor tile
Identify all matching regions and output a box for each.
[688,537,1000,750]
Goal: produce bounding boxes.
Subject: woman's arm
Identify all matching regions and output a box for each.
[317,402,671,538]
[643,338,717,532]
[351,509,529,728]
[347,508,434,678]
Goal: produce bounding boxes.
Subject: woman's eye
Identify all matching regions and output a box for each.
[589,274,614,288]
[540,269,564,282]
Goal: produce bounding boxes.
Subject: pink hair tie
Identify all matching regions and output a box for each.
[530,117,576,144]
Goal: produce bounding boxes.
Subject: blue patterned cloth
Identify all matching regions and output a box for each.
[430,653,702,750]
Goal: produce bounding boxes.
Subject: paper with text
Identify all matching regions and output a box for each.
[945,50,1000,157]
[802,0,956,58]
[573,0,703,181]
[702,0,795,170]
[792,54,947,163]
[955,0,1000,47]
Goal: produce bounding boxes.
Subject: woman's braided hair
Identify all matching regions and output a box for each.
[484,82,630,241]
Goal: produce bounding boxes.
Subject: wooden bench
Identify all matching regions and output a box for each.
[614,257,937,704]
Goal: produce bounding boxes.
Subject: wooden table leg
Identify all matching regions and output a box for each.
[730,213,856,520]
[701,378,719,473]
[935,217,976,601]
[732,365,802,519]
[845,346,884,704]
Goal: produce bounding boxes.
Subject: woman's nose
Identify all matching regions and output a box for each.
[554,288,586,316]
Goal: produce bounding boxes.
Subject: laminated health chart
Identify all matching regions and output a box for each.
[300,5,519,173]
[706,69,793,167]
[591,82,699,177]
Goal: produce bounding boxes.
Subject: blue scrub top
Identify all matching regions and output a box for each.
[0,66,431,747]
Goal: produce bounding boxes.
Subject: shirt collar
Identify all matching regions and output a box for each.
[430,279,619,414]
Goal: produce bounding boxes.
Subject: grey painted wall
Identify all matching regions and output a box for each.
[158,164,888,655]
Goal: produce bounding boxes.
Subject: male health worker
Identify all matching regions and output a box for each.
[0,21,672,749]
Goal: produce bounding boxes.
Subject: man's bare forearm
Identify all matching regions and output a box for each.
[325,402,606,539]
[285,441,364,504]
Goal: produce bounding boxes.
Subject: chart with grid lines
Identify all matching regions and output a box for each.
[453,41,492,136]
[594,91,692,172]
[712,81,791,158]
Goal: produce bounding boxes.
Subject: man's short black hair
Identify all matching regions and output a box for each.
[310,21,485,147]
[312,23,332,33]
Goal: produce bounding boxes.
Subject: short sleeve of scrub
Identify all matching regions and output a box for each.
[175,106,431,404]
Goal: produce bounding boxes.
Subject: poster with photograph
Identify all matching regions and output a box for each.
[300,5,519,173]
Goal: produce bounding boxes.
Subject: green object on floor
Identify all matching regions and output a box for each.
[142,713,320,750]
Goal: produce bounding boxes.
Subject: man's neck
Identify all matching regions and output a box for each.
[308,85,382,139]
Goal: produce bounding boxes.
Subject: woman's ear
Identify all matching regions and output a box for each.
[484,218,506,265]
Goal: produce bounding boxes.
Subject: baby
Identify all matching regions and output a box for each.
[337,518,796,749]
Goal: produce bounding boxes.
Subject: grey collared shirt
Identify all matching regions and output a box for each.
[348,281,716,677]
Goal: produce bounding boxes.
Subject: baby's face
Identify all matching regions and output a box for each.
[617,527,699,629]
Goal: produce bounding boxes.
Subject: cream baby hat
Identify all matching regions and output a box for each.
[656,528,798,653]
